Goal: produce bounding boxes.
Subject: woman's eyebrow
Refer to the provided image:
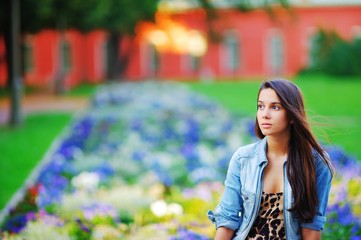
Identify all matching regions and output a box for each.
[257,100,281,104]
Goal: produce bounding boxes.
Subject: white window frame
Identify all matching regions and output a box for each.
[221,29,240,74]
[266,29,285,75]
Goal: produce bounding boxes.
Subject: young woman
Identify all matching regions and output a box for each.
[208,78,334,240]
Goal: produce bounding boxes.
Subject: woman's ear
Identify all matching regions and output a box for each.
[290,119,294,124]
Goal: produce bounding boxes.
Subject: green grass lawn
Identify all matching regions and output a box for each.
[185,75,361,161]
[0,82,97,211]
[65,82,97,96]
[0,113,73,210]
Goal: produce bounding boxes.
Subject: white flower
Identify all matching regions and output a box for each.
[150,200,183,217]
[16,221,70,240]
[97,184,154,215]
[71,171,100,191]
[57,191,94,218]
[167,203,183,215]
[150,200,168,217]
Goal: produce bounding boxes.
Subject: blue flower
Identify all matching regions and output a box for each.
[328,203,358,226]
[2,213,27,233]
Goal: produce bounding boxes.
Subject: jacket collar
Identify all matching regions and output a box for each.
[257,137,268,166]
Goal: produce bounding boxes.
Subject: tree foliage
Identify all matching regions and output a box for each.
[307,29,361,76]
[0,0,159,35]
[0,0,54,33]
[0,0,161,81]
[43,0,158,34]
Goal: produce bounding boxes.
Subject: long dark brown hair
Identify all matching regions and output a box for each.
[254,78,334,222]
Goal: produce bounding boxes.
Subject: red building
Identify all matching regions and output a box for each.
[0,5,361,89]
[0,30,108,89]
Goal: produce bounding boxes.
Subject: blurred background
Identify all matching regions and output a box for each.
[1,0,361,239]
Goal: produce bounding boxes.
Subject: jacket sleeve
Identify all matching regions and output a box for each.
[208,149,243,231]
[301,153,333,231]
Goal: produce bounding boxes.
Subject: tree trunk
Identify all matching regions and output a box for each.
[53,0,67,95]
[106,32,132,81]
[54,32,66,95]
[106,32,119,81]
[5,0,23,126]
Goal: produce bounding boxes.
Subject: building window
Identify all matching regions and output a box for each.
[101,41,108,76]
[308,32,320,68]
[352,26,361,40]
[22,41,33,73]
[268,31,284,75]
[149,44,160,76]
[141,42,160,77]
[61,40,71,73]
[223,30,240,72]
[183,54,200,73]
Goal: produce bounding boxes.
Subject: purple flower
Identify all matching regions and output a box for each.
[170,227,210,240]
[75,218,91,233]
[26,212,36,221]
[81,203,119,222]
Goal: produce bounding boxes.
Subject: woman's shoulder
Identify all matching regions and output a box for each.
[312,148,333,175]
[312,148,329,164]
[234,138,265,159]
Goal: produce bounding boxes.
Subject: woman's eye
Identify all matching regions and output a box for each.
[273,105,280,110]
[257,104,264,109]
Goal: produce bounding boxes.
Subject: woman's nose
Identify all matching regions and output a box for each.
[262,108,270,119]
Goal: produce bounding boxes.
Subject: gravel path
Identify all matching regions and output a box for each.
[0,94,89,125]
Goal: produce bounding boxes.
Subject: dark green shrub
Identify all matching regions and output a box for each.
[307,29,361,76]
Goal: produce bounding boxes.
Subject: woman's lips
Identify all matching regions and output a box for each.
[261,123,272,128]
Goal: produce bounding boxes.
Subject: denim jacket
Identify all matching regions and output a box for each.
[208,137,332,239]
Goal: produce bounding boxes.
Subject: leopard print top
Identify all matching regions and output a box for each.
[246,192,286,240]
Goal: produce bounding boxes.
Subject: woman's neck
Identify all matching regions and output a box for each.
[266,136,289,160]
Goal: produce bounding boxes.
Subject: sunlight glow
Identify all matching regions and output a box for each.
[137,13,208,56]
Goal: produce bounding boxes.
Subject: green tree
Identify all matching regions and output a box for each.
[0,0,55,126]
[15,0,159,82]
[308,29,361,76]
[1,0,23,126]
[0,0,160,125]
[63,0,160,80]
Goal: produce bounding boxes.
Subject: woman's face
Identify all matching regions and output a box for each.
[257,88,291,139]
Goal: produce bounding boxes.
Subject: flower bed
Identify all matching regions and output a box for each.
[1,82,361,239]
